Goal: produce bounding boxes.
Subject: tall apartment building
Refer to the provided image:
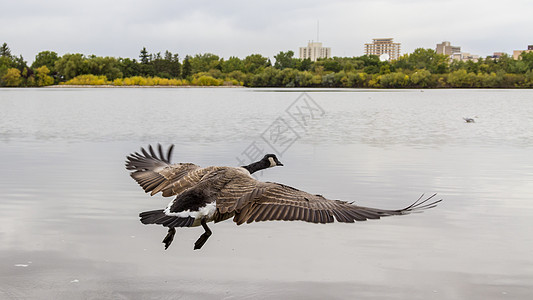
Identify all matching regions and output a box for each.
[299,42,331,61]
[436,41,461,56]
[364,38,401,61]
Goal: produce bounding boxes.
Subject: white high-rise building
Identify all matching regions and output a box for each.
[299,42,331,61]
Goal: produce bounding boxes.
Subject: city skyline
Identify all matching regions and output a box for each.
[1,0,532,62]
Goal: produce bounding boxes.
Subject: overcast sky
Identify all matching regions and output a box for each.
[2,0,532,62]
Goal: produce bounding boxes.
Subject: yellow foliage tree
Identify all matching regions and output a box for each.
[2,68,22,87]
[62,74,109,85]
[192,75,223,86]
[34,66,54,86]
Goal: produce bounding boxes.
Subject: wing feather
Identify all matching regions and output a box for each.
[285,206,296,221]
[253,205,272,222]
[126,144,203,197]
[159,166,222,197]
[221,176,441,225]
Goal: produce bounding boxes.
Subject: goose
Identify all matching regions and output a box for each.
[463,117,475,123]
[125,144,441,250]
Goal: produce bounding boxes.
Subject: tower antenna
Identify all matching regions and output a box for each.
[317,20,320,41]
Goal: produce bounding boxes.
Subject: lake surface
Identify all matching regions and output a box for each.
[1,88,532,299]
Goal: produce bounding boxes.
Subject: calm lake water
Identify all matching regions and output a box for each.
[1,88,532,299]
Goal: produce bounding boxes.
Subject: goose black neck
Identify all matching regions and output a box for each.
[242,159,269,174]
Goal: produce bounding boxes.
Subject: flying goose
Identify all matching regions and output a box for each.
[125,144,441,250]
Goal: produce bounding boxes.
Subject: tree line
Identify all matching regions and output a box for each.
[1,42,533,88]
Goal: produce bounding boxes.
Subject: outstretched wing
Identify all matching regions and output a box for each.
[125,144,211,197]
[219,177,441,225]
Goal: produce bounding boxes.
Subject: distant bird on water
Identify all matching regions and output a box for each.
[125,144,441,250]
[463,117,476,123]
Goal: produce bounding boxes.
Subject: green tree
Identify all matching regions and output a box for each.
[464,60,479,73]
[409,69,433,88]
[245,67,280,86]
[54,53,89,80]
[138,47,154,76]
[151,50,181,78]
[449,59,466,72]
[394,48,448,73]
[379,64,391,74]
[447,69,480,87]
[519,52,533,71]
[294,70,314,86]
[12,55,29,72]
[274,51,297,70]
[298,58,313,71]
[221,56,244,73]
[32,51,59,73]
[363,65,380,74]
[322,58,342,72]
[243,54,270,74]
[0,56,14,77]
[139,47,150,64]
[166,51,182,78]
[118,58,140,77]
[182,56,192,78]
[87,56,123,80]
[524,70,533,87]
[0,42,12,58]
[359,55,381,67]
[279,68,298,87]
[151,52,171,78]
[227,70,247,83]
[189,53,221,73]
[379,72,409,88]
[321,73,336,87]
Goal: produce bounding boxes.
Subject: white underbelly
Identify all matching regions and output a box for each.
[163,201,217,227]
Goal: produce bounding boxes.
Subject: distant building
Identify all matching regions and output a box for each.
[364,38,401,61]
[513,45,533,59]
[436,41,478,62]
[460,52,479,62]
[491,52,506,59]
[299,42,331,61]
[436,41,461,56]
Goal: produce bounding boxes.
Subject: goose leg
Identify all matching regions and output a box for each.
[193,219,212,250]
[162,227,176,250]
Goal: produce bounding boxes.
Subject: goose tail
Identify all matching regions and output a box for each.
[139,210,195,227]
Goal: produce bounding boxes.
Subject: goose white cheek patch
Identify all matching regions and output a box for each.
[268,157,276,167]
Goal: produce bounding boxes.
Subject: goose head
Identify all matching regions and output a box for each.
[264,154,284,168]
[242,154,283,174]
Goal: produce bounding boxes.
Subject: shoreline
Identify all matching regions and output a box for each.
[29,85,531,89]
[43,84,245,88]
